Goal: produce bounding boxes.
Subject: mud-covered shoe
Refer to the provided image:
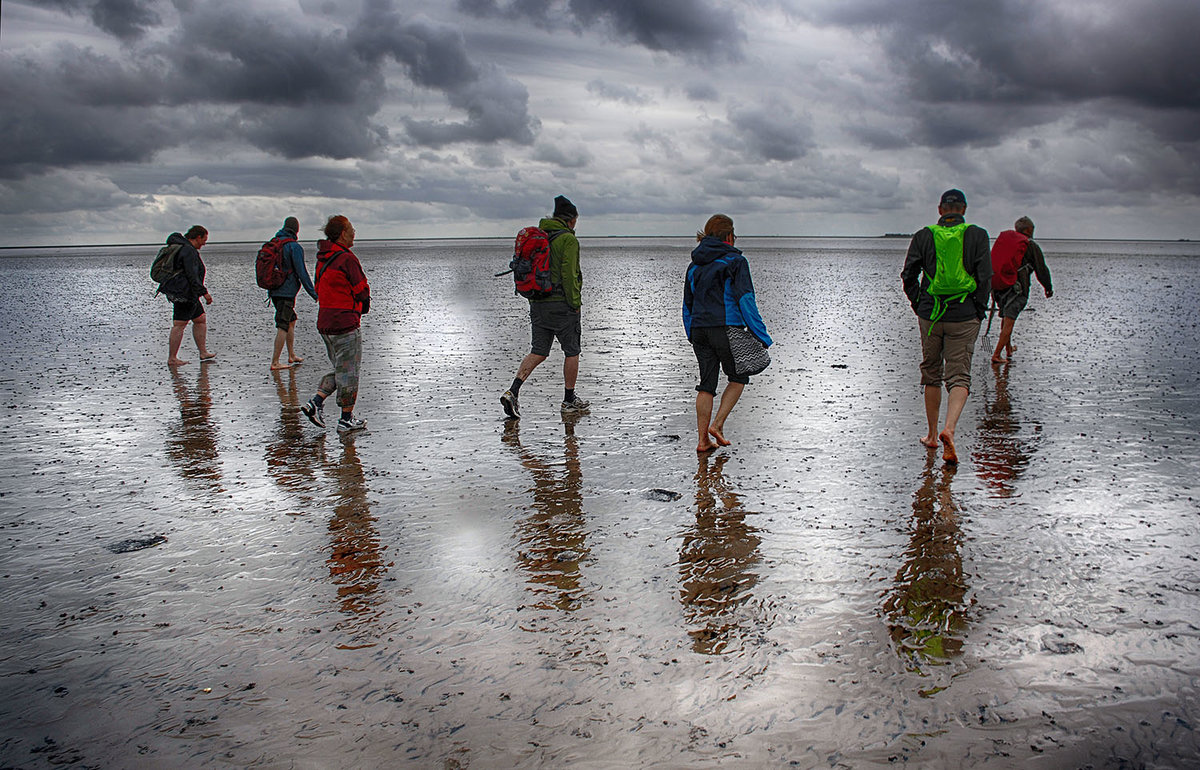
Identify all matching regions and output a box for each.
[301,398,325,428]
[337,415,367,433]
[560,396,590,414]
[501,390,520,419]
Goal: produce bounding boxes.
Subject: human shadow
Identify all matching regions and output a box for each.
[325,438,387,643]
[265,367,322,502]
[972,361,1041,498]
[503,416,589,615]
[883,454,969,683]
[166,366,222,492]
[678,452,763,655]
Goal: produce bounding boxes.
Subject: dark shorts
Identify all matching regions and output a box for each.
[272,296,298,330]
[992,286,1028,320]
[529,301,582,357]
[172,299,204,322]
[691,325,750,394]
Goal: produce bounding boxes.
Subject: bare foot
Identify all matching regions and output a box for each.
[199,352,217,362]
[919,435,938,449]
[271,362,293,370]
[939,429,958,465]
[289,356,304,364]
[696,440,718,453]
[707,426,732,446]
[168,358,190,366]
[991,356,1005,364]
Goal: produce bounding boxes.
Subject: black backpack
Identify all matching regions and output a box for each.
[150,243,184,287]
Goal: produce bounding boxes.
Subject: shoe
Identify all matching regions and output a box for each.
[561,396,590,414]
[501,390,520,419]
[301,398,325,428]
[337,415,367,433]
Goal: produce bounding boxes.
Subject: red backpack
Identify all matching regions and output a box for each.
[255,236,295,290]
[504,226,565,299]
[990,230,1028,291]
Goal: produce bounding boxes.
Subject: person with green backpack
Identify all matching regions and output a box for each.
[901,189,992,464]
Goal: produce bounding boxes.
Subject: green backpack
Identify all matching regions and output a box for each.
[924,222,976,329]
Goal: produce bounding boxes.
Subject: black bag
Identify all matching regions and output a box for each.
[150,244,183,286]
[726,326,770,376]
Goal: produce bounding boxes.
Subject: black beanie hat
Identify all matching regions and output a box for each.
[553,195,578,219]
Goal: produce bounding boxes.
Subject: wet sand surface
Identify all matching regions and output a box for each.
[1,237,1198,768]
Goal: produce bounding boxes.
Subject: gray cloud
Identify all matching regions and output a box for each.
[724,100,814,162]
[587,79,651,105]
[33,0,160,40]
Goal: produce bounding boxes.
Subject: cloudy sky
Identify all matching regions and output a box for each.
[2,0,1199,246]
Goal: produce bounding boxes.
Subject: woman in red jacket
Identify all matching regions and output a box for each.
[301,215,371,433]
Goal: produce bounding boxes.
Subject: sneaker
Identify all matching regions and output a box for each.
[561,396,591,414]
[501,390,520,419]
[301,398,325,428]
[337,415,367,433]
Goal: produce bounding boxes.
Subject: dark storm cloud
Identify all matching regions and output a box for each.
[457,0,744,58]
[34,0,160,40]
[0,0,538,177]
[805,0,1200,145]
[724,101,814,162]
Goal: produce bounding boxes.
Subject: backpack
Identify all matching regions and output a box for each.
[150,243,184,287]
[924,222,976,328]
[990,230,1029,291]
[255,236,295,290]
[503,226,566,299]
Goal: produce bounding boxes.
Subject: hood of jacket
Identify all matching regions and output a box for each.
[275,227,297,240]
[166,232,188,247]
[691,235,739,266]
[538,216,573,234]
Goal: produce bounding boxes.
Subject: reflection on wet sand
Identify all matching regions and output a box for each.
[884,455,969,683]
[166,365,222,491]
[503,416,589,614]
[266,368,321,500]
[973,361,1041,498]
[678,453,762,655]
[326,439,388,643]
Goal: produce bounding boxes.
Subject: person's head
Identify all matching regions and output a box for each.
[283,216,299,234]
[1014,216,1035,236]
[696,214,735,245]
[324,215,354,247]
[937,188,967,217]
[185,225,208,249]
[553,194,578,227]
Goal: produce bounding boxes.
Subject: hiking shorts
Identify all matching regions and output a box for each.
[272,296,298,330]
[317,328,362,410]
[529,301,581,357]
[691,325,750,394]
[919,317,980,392]
[172,299,205,322]
[992,286,1028,320]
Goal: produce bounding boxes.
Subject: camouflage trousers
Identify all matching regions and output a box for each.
[317,328,362,410]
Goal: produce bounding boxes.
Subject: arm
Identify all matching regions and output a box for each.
[558,234,582,310]
[967,226,992,319]
[1027,240,1053,297]
[683,266,695,340]
[900,231,927,311]
[731,259,772,347]
[182,246,208,299]
[344,255,370,311]
[290,242,318,301]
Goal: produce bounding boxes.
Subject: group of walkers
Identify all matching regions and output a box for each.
[155,189,1051,461]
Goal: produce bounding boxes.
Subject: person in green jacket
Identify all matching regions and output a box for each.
[501,195,590,419]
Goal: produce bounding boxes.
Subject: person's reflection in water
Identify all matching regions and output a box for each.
[678,453,762,655]
[166,365,222,491]
[973,360,1040,498]
[326,437,387,644]
[503,415,589,615]
[266,368,321,501]
[884,454,969,679]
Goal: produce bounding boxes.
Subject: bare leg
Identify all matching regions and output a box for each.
[938,385,970,464]
[168,320,190,366]
[992,317,1016,363]
[695,391,717,452]
[920,385,940,447]
[192,314,212,358]
[516,353,547,382]
[286,320,302,363]
[563,355,579,390]
[271,328,290,369]
[708,381,744,446]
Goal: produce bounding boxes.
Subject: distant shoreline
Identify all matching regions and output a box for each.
[1,235,1193,250]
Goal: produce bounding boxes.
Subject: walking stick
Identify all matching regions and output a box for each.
[983,297,997,338]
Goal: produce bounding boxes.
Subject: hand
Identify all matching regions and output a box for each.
[203,293,213,304]
[1045,289,1053,298]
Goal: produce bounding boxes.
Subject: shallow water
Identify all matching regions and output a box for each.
[1,236,1199,768]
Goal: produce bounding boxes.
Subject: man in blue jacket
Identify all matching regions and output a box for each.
[269,216,318,370]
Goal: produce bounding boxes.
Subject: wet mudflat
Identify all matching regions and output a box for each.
[1,236,1198,768]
